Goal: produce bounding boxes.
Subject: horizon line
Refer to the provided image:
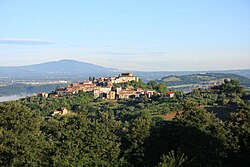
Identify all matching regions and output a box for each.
[0,59,249,72]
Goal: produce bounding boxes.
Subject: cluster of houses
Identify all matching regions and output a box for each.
[38,73,161,100]
[37,73,175,116]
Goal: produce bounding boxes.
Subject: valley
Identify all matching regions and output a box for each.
[1,60,250,99]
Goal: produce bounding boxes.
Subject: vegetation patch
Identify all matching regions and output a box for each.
[0,79,249,166]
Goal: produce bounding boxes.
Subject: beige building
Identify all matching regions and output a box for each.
[37,92,48,98]
[93,88,101,98]
[48,93,59,98]
[117,87,122,93]
[145,90,154,98]
[118,90,137,99]
[99,86,112,94]
[108,91,116,99]
[52,107,68,116]
[93,86,112,98]
[113,73,139,84]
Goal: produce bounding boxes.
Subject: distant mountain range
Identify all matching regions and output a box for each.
[0,59,249,82]
[0,60,119,81]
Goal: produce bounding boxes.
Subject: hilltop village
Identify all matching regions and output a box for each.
[38,73,167,100]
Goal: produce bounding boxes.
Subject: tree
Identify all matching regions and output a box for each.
[182,99,198,111]
[220,79,245,96]
[121,110,152,166]
[158,83,168,94]
[227,102,250,166]
[157,150,188,167]
[0,102,49,166]
[43,112,125,166]
[147,80,158,89]
[173,109,239,166]
[144,108,239,167]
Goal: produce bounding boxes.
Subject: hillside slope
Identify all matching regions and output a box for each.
[161,73,250,87]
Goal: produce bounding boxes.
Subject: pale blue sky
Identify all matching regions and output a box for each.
[0,0,249,71]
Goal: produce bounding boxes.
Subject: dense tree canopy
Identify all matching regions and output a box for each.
[0,79,249,166]
[0,102,48,166]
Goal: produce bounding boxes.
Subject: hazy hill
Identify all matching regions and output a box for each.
[160,73,250,87]
[0,59,249,82]
[133,69,250,83]
[0,60,118,80]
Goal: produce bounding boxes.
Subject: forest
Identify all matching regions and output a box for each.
[0,79,249,167]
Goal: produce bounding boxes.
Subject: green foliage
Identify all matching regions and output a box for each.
[158,83,168,94]
[111,79,148,90]
[130,79,147,89]
[157,150,188,167]
[220,79,245,96]
[0,102,49,166]
[0,79,249,166]
[18,91,94,116]
[174,109,238,153]
[147,80,158,89]
[144,108,243,167]
[44,113,124,166]
[122,110,152,166]
[226,102,250,166]
[147,81,168,94]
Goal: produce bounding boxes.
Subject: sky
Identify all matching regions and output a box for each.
[0,0,249,71]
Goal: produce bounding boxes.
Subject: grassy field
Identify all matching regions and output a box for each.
[0,83,8,87]
[162,76,181,82]
[168,84,200,88]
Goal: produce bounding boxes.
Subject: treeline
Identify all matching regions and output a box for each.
[0,79,249,166]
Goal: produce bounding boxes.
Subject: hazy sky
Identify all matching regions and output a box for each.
[0,0,249,71]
